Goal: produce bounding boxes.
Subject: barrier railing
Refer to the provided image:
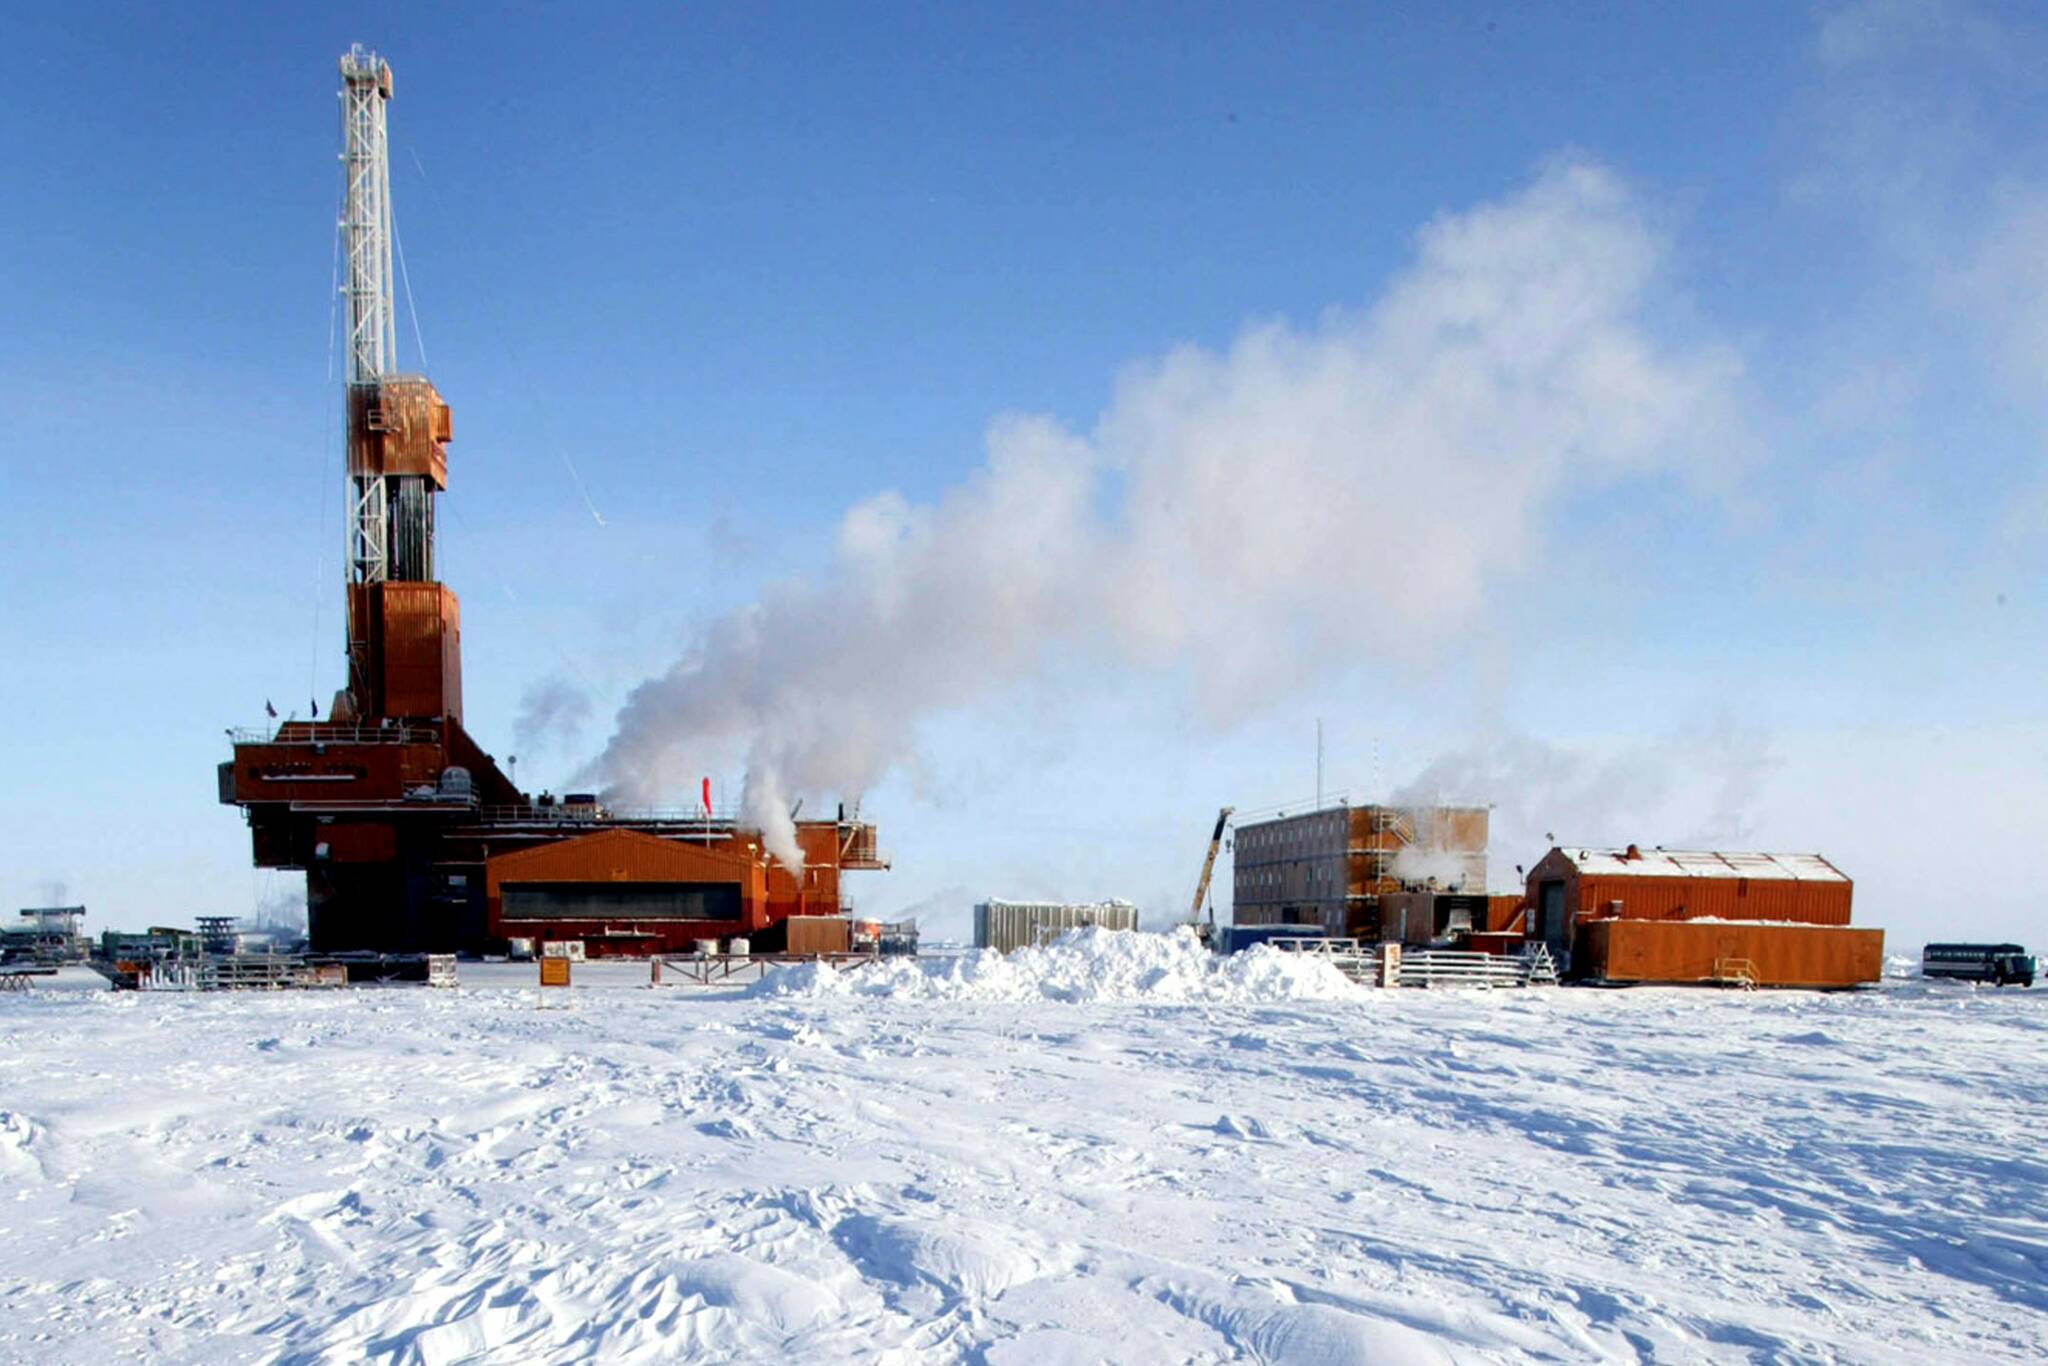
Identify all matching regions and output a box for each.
[649,951,882,988]
[230,723,441,746]
[1267,938,1559,988]
[1271,937,1381,982]
[137,955,351,992]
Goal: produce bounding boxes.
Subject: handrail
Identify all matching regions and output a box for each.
[469,805,744,825]
[231,723,442,746]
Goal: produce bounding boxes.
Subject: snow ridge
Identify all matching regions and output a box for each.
[747,925,1367,1004]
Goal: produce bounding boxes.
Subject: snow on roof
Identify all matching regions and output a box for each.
[1556,848,1847,882]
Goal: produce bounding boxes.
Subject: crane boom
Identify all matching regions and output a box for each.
[1191,805,1234,924]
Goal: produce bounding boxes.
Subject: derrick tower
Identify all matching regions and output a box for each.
[337,46,458,724]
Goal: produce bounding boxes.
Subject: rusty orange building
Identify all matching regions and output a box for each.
[481,819,885,955]
[1522,846,1880,988]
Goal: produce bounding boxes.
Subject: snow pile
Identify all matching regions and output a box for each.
[748,926,1366,1004]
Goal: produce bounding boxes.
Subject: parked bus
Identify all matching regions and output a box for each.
[1922,943,2035,987]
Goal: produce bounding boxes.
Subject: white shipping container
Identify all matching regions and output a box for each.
[973,899,1139,953]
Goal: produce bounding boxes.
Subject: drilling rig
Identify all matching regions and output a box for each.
[335,46,461,729]
[219,48,885,957]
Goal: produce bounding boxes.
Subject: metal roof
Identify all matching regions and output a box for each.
[1555,848,1847,882]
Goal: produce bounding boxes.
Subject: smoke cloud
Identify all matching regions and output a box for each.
[1395,724,1776,883]
[586,158,1742,864]
[1388,846,1474,891]
[514,675,594,758]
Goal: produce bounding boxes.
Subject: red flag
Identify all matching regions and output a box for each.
[702,777,712,815]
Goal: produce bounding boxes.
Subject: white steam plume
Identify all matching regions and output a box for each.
[513,675,594,758]
[585,158,1741,864]
[1394,724,1776,883]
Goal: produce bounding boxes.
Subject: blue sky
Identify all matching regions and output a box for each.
[3,2,2044,945]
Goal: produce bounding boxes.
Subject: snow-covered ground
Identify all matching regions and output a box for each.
[1,933,2043,1363]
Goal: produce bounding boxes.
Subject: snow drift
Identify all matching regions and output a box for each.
[746,926,1367,1004]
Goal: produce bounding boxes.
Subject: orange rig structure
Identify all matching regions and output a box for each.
[220,48,885,957]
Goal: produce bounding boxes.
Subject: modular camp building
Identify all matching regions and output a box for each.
[1233,803,1488,938]
[1522,845,1881,988]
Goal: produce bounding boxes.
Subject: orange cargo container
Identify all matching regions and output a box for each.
[1578,919,1883,988]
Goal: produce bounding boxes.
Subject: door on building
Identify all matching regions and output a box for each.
[1538,880,1568,966]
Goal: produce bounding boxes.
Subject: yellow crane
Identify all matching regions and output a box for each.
[1190,806,1234,942]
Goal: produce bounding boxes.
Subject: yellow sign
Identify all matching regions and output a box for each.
[539,957,571,988]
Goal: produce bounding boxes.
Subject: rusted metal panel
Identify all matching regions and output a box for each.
[490,827,761,891]
[764,822,854,920]
[836,822,887,869]
[374,582,462,721]
[345,581,463,722]
[1579,919,1883,988]
[784,916,851,956]
[348,376,450,488]
[320,823,398,863]
[1573,873,1851,926]
[230,738,444,805]
[1378,892,1425,944]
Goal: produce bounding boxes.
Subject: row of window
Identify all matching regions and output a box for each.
[1238,813,1346,855]
[1239,866,1339,890]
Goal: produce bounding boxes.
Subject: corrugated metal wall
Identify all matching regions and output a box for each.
[1572,872,1852,926]
[784,916,851,955]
